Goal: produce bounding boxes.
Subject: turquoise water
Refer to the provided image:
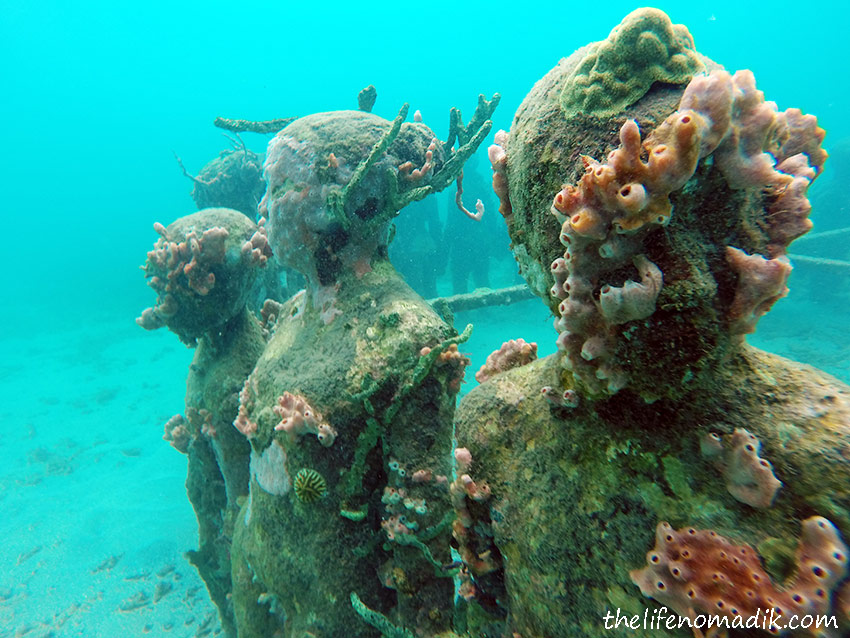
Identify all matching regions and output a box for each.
[1,1,848,635]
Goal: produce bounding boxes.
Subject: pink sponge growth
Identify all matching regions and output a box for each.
[549,110,699,396]
[777,108,827,172]
[233,378,258,438]
[450,449,497,578]
[140,223,228,324]
[552,112,702,234]
[137,208,270,344]
[454,447,473,474]
[631,517,848,632]
[545,69,825,398]
[163,414,190,454]
[680,70,824,256]
[487,129,512,221]
[598,255,663,324]
[475,338,538,383]
[273,392,336,447]
[701,428,783,509]
[240,217,272,267]
[725,247,791,337]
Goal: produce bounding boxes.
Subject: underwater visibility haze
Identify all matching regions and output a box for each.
[1,1,849,637]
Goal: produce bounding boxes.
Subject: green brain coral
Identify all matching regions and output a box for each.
[560,7,705,119]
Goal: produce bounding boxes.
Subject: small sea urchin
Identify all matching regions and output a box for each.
[294,468,328,503]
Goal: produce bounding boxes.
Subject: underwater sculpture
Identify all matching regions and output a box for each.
[457,7,850,638]
[221,96,498,637]
[138,207,273,634]
[138,9,850,638]
[137,208,272,344]
[174,137,297,303]
[141,84,499,635]
[174,137,266,219]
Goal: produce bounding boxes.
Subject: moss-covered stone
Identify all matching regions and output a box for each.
[455,349,850,637]
[184,307,267,637]
[231,261,460,638]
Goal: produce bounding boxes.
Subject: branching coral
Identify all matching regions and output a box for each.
[260,95,499,297]
[213,116,297,135]
[350,592,415,638]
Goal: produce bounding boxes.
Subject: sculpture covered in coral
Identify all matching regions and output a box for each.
[227,95,499,638]
[457,8,850,637]
[138,207,273,635]
[137,207,272,346]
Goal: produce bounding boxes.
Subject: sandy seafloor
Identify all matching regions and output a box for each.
[0,256,847,637]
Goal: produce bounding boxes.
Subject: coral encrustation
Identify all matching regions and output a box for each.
[535,69,824,397]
